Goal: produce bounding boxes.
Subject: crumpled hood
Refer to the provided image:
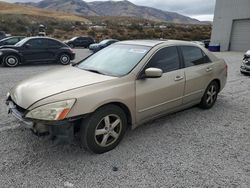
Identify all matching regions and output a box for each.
[10,66,116,109]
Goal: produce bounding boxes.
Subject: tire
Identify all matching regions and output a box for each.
[200,81,219,109]
[3,54,19,67]
[58,53,71,65]
[80,105,127,154]
[241,71,250,76]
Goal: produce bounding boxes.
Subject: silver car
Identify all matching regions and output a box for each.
[6,40,227,154]
[241,50,250,74]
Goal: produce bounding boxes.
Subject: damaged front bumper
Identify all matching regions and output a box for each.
[241,65,250,74]
[7,100,34,128]
[6,98,79,143]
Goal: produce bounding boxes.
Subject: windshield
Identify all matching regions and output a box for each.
[99,40,109,45]
[77,44,150,77]
[70,37,77,41]
[15,38,29,47]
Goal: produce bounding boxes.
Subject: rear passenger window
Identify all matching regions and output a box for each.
[181,46,210,67]
[146,46,180,73]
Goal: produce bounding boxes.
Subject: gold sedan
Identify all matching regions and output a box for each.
[6,40,227,153]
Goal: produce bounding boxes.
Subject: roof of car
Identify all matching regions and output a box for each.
[25,36,55,40]
[117,39,198,47]
[0,36,24,41]
[23,36,65,43]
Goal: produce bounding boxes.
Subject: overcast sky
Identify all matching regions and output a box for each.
[3,0,216,21]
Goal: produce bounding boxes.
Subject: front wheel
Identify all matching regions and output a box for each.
[200,81,219,109]
[80,105,127,154]
[59,53,70,65]
[3,54,20,67]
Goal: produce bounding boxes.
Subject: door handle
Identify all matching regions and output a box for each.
[175,76,184,81]
[206,67,213,72]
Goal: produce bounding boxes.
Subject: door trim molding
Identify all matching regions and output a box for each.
[138,96,183,113]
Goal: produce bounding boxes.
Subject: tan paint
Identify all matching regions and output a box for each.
[9,40,227,128]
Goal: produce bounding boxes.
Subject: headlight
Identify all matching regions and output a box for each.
[0,51,3,56]
[25,99,76,121]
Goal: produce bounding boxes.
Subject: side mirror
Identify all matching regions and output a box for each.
[24,43,31,48]
[144,68,163,78]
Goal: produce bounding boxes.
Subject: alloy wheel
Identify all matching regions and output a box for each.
[5,55,19,67]
[206,84,217,105]
[60,54,70,65]
[94,114,122,147]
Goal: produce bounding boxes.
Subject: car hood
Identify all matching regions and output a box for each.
[0,45,19,50]
[10,66,117,109]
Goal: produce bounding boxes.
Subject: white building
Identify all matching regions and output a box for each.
[211,0,250,51]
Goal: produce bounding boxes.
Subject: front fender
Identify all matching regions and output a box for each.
[27,78,136,125]
[0,49,24,62]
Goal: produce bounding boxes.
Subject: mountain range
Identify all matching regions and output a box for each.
[18,0,204,25]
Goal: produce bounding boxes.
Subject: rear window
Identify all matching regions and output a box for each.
[181,46,211,67]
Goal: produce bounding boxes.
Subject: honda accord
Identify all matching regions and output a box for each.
[6,40,227,153]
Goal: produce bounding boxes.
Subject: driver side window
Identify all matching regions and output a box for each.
[146,46,180,73]
[26,39,46,49]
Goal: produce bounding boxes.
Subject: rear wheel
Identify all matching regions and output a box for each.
[80,105,127,154]
[200,81,219,109]
[3,54,19,67]
[59,53,70,65]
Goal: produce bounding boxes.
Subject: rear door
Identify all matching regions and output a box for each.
[136,46,185,123]
[74,38,81,47]
[179,46,214,104]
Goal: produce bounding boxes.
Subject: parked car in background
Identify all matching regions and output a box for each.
[0,36,26,46]
[240,50,250,75]
[0,37,75,67]
[64,36,95,48]
[89,39,119,53]
[6,40,227,154]
[0,31,6,40]
[202,39,210,48]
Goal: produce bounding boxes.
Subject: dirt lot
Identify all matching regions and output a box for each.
[0,51,249,187]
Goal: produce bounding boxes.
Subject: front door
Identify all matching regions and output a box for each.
[22,39,49,63]
[136,46,185,123]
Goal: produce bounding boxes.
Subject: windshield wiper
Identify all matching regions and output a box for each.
[83,69,106,75]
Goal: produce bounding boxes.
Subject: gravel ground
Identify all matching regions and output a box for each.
[0,51,249,188]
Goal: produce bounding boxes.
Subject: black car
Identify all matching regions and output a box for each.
[0,37,75,67]
[241,50,250,75]
[0,31,6,40]
[89,39,119,53]
[0,36,26,46]
[64,36,95,48]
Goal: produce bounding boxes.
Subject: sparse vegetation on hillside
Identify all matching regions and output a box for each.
[0,2,211,42]
[0,2,88,22]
